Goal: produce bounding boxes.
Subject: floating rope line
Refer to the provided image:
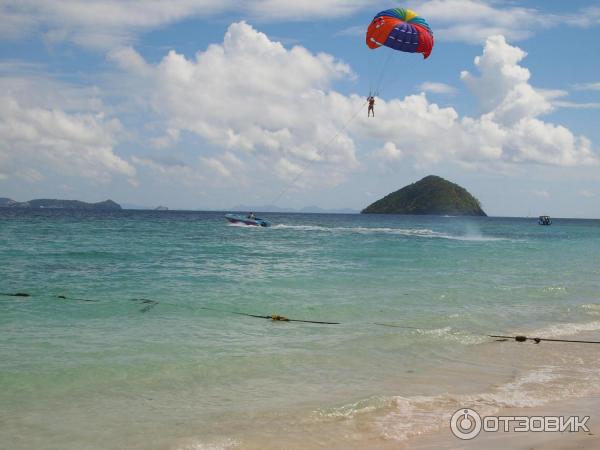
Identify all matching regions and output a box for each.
[130,298,160,313]
[199,306,340,325]
[2,292,158,312]
[56,295,98,302]
[375,325,600,345]
[3,291,600,342]
[489,335,600,345]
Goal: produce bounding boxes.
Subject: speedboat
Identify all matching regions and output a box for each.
[538,215,552,226]
[225,213,271,227]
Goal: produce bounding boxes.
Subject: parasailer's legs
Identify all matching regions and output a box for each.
[367,96,375,117]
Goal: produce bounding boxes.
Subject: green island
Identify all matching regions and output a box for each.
[361,175,486,216]
[0,198,121,210]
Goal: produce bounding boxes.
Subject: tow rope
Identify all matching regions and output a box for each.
[269,101,368,206]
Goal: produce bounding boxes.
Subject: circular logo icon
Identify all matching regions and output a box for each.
[450,408,482,440]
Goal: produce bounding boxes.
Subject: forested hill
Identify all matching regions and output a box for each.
[362,176,486,216]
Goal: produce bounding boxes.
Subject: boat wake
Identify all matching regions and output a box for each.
[226,222,263,229]
[272,224,507,242]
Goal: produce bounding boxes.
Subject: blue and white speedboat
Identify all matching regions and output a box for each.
[225,213,271,227]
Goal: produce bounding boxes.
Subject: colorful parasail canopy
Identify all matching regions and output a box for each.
[366,8,434,59]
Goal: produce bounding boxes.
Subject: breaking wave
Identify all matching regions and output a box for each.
[528,320,600,338]
[314,364,600,442]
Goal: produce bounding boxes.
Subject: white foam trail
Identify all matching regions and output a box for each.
[227,222,261,229]
[528,320,600,338]
[272,224,507,242]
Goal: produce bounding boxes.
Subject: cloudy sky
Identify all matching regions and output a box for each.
[1,0,599,217]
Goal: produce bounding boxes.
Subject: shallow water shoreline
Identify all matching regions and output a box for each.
[412,396,600,450]
[158,326,600,450]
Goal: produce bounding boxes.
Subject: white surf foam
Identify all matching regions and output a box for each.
[226,222,261,229]
[316,364,600,442]
[172,438,239,450]
[272,224,507,242]
[528,320,600,338]
[581,303,600,315]
[403,326,488,345]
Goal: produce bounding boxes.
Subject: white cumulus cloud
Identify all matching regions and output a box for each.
[366,35,597,168]
[374,142,404,161]
[573,82,600,92]
[111,23,596,189]
[579,189,595,198]
[2,0,599,50]
[0,0,235,49]
[460,35,552,124]
[125,22,358,187]
[418,82,457,95]
[416,0,555,44]
[0,0,372,49]
[245,0,370,20]
[0,80,135,182]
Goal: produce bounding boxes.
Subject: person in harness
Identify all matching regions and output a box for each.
[367,96,376,117]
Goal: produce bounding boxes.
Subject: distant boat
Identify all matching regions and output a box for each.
[225,213,271,227]
[538,215,552,226]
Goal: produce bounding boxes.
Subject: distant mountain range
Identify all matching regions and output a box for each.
[0,198,18,207]
[0,198,122,210]
[1,198,356,213]
[230,205,359,214]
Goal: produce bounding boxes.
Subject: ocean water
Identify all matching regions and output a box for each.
[1,210,600,449]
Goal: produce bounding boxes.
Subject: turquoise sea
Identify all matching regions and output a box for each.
[1,210,600,449]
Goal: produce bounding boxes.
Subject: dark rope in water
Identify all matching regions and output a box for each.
[2,292,158,312]
[375,324,600,345]
[3,292,600,342]
[130,298,159,313]
[489,334,600,345]
[199,306,340,325]
[56,295,98,302]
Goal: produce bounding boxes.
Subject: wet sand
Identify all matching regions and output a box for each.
[412,396,600,450]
